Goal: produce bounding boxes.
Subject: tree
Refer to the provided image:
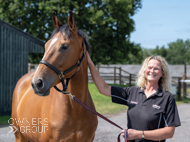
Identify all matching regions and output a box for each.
[88,0,142,64]
[166,39,190,64]
[141,39,190,65]
[0,0,142,64]
[126,43,144,64]
[149,45,168,58]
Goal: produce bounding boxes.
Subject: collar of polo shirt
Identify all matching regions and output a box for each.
[138,86,163,97]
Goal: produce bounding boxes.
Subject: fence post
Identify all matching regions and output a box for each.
[114,67,116,84]
[183,74,186,98]
[178,77,181,101]
[129,74,132,86]
[97,65,99,73]
[119,67,121,85]
[28,63,31,72]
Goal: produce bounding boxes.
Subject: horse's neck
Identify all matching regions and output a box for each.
[68,62,88,101]
[51,62,89,114]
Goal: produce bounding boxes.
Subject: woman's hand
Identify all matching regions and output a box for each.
[121,129,141,140]
[121,126,175,141]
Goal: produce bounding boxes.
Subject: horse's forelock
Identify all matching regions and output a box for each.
[50,24,71,39]
[50,24,90,52]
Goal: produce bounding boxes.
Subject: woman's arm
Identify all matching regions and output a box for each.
[87,52,111,97]
[122,126,175,141]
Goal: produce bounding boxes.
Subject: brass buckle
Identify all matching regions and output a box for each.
[58,72,64,79]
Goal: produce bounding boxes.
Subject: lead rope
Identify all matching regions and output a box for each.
[118,129,128,142]
[65,92,129,142]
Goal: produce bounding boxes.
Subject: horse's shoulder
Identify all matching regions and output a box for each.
[13,71,35,99]
[17,71,34,86]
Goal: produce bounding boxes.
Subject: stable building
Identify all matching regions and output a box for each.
[0,19,44,115]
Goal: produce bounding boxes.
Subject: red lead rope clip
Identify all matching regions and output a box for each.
[118,129,129,142]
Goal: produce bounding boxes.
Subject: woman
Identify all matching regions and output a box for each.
[87,53,181,142]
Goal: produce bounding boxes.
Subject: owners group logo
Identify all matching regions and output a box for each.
[152,104,161,109]
[130,101,138,105]
[8,118,48,134]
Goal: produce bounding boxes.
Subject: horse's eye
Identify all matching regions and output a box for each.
[61,44,68,50]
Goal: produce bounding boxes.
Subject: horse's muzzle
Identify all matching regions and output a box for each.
[31,79,50,96]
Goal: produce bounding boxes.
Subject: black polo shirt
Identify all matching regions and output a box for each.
[111,86,181,142]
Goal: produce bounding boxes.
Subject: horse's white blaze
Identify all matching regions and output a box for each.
[42,37,58,60]
[33,37,58,81]
[32,65,39,83]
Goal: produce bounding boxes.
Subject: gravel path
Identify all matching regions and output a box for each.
[0,103,189,142]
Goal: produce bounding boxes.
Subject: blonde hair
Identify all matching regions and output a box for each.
[136,55,171,92]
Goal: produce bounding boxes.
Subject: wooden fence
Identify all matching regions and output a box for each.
[177,76,190,101]
[88,65,136,86]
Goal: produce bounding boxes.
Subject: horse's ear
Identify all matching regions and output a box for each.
[68,11,77,35]
[52,12,62,29]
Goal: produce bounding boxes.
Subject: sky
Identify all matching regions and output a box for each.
[130,0,190,49]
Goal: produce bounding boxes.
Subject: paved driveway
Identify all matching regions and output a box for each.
[0,103,189,142]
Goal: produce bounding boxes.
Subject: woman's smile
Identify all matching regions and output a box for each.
[145,59,163,83]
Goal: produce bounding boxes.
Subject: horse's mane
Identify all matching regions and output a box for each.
[50,24,90,52]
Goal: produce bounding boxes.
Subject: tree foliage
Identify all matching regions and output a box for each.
[166,39,190,64]
[125,43,144,64]
[143,39,190,65]
[0,0,142,64]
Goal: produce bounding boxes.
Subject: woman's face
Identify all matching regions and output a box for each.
[145,59,163,83]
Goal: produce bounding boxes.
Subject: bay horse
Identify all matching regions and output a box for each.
[11,12,98,142]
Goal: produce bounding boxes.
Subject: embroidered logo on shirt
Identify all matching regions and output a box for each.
[130,101,138,105]
[152,104,161,109]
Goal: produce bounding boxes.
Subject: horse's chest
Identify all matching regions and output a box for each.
[48,116,96,141]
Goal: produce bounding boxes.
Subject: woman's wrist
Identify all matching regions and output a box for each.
[142,131,145,139]
[136,130,144,139]
[87,59,93,67]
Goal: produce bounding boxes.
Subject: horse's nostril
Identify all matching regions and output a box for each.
[31,82,35,88]
[36,79,43,89]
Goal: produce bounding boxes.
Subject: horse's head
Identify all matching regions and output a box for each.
[31,12,89,96]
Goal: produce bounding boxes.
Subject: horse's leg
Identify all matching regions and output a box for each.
[12,119,28,141]
[12,119,28,142]
[12,87,28,142]
[15,133,28,142]
[90,135,95,142]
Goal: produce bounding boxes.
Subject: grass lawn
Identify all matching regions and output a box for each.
[175,96,190,105]
[0,115,11,125]
[88,83,128,114]
[1,83,190,125]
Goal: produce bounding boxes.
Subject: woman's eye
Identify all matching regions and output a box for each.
[61,44,68,50]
